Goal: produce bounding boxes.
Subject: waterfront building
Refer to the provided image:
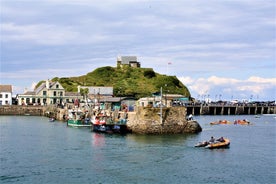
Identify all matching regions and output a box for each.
[17,80,81,106]
[0,85,12,105]
[138,94,188,107]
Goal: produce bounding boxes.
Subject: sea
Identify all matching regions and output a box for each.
[0,115,275,184]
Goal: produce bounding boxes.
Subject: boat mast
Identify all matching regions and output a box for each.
[160,87,162,125]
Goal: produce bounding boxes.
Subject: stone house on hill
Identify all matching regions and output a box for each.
[117,56,141,68]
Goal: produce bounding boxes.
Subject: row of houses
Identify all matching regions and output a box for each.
[0,81,188,110]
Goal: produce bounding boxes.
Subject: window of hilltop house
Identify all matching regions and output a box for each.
[5,94,8,98]
[0,94,2,98]
[56,84,59,89]
[60,92,63,96]
[43,91,47,96]
[53,91,56,96]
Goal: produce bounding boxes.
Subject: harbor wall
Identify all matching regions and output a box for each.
[0,105,45,116]
[0,105,202,134]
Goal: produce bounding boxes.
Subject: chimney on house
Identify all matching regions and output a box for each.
[46,79,50,89]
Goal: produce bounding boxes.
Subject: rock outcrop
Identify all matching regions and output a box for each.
[127,107,202,134]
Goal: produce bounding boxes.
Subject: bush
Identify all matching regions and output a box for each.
[144,70,156,78]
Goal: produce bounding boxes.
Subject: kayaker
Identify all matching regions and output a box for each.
[209,136,215,143]
[217,137,225,142]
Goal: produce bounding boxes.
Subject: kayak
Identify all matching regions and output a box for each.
[210,120,232,125]
[205,138,230,149]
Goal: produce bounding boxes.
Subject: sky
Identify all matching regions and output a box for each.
[1,0,275,101]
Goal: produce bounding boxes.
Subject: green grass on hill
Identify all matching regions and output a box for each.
[45,66,191,99]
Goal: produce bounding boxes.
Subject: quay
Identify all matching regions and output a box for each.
[0,105,202,134]
[0,104,275,117]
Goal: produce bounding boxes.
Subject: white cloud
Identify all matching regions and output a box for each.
[178,76,276,101]
[2,22,79,45]
[1,0,275,100]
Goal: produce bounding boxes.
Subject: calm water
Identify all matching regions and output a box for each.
[0,115,275,184]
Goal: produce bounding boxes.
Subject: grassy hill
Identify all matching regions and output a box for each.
[47,66,191,99]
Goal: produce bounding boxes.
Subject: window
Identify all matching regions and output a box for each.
[5,94,8,98]
[0,94,2,98]
[60,92,63,96]
[43,91,47,96]
[53,91,56,96]
[56,84,59,89]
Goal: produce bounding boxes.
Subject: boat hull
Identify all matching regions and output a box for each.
[205,138,230,149]
[67,120,91,127]
[92,124,130,134]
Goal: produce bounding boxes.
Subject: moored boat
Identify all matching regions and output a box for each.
[49,117,55,122]
[67,109,91,127]
[91,112,130,134]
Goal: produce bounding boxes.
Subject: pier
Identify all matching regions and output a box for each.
[185,104,275,115]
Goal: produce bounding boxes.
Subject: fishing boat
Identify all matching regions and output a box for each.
[91,112,129,134]
[67,109,91,127]
[91,113,112,133]
[205,138,230,149]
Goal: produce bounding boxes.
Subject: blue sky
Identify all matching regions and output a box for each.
[1,0,275,101]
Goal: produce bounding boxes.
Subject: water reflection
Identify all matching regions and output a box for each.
[126,133,198,146]
[92,133,106,147]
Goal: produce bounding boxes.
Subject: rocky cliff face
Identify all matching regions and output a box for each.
[127,107,202,134]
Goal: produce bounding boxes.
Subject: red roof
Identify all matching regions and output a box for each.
[0,85,12,93]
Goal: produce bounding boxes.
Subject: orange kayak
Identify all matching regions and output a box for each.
[210,120,232,125]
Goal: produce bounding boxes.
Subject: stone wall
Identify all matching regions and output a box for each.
[0,105,202,135]
[127,107,202,134]
[0,105,44,116]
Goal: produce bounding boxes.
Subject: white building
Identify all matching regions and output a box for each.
[0,85,12,105]
[17,80,81,106]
